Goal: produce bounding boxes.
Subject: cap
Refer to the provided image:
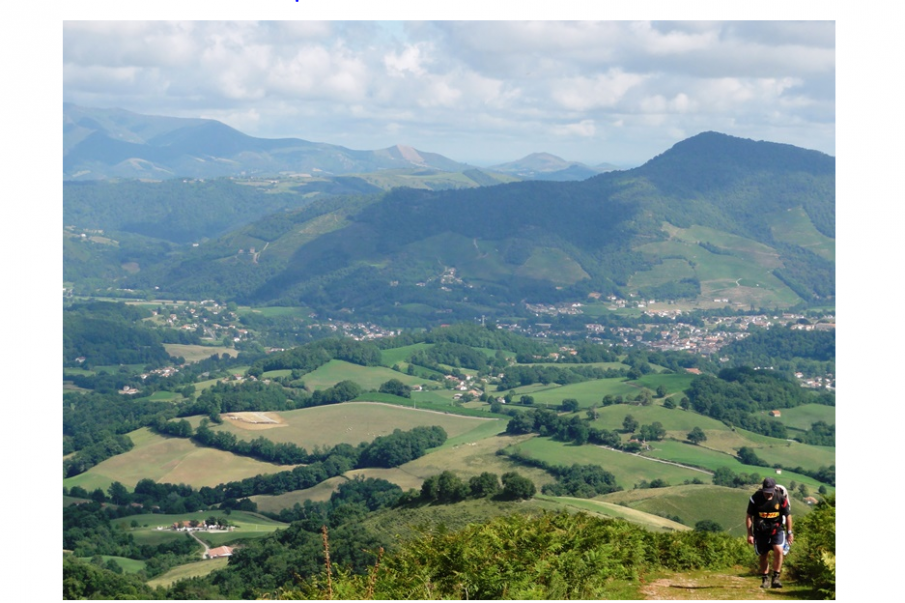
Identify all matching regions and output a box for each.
[762,477,777,494]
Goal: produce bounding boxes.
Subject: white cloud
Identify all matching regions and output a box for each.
[62,20,835,164]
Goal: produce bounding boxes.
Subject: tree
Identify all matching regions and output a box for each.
[622,414,639,433]
[639,422,666,442]
[501,472,536,500]
[694,519,723,533]
[379,378,411,398]
[560,398,580,413]
[656,385,667,398]
[469,472,501,498]
[687,426,707,445]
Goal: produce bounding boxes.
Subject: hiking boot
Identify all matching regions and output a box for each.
[771,573,783,588]
[760,574,770,589]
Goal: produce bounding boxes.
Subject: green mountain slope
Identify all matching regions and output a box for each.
[120,132,833,323]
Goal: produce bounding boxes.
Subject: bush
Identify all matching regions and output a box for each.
[787,494,835,599]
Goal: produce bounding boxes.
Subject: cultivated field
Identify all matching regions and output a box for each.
[777,404,836,430]
[534,494,690,533]
[63,428,296,492]
[301,359,426,390]
[506,437,709,490]
[163,343,237,363]
[507,378,643,408]
[252,476,350,512]
[599,484,814,538]
[590,404,729,433]
[147,558,229,589]
[111,510,286,548]
[193,401,498,449]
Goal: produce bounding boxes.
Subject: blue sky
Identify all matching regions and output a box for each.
[63,19,835,166]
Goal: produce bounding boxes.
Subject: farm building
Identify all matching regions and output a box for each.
[769,410,782,417]
[206,546,234,559]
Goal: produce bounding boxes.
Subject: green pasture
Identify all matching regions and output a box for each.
[261,369,292,379]
[194,378,222,392]
[533,494,689,533]
[629,258,697,289]
[516,247,590,285]
[203,402,498,450]
[769,206,835,261]
[506,437,707,490]
[697,427,834,474]
[591,404,729,433]
[633,372,696,394]
[380,343,433,366]
[599,484,813,538]
[301,359,425,390]
[252,476,349,512]
[634,224,801,306]
[508,378,642,408]
[400,433,557,488]
[63,428,295,492]
[778,404,836,430]
[241,306,311,319]
[112,511,286,547]
[146,391,180,402]
[163,343,237,363]
[77,556,147,574]
[146,557,229,589]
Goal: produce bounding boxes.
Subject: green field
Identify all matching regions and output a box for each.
[252,476,349,512]
[195,402,498,450]
[380,343,433,366]
[599,484,813,538]
[778,404,836,430]
[77,556,147,574]
[633,224,802,307]
[301,359,426,390]
[507,378,642,408]
[590,404,730,433]
[535,494,690,532]
[507,436,708,490]
[695,427,835,474]
[163,343,237,363]
[633,373,696,395]
[111,511,287,548]
[146,558,229,589]
[769,206,835,261]
[63,428,295,492]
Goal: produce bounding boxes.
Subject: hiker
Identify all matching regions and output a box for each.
[746,477,793,589]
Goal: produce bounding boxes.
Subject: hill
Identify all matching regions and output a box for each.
[488,152,615,181]
[124,132,833,324]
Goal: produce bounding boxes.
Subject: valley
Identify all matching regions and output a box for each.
[62,123,835,599]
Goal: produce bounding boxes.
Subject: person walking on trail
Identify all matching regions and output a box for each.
[746,477,793,589]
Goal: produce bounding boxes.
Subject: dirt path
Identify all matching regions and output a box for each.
[639,567,812,600]
[596,445,713,475]
[188,531,210,559]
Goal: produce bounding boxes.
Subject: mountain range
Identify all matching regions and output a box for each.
[64,104,615,182]
[64,128,834,326]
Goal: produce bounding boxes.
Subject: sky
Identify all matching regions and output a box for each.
[62,19,835,167]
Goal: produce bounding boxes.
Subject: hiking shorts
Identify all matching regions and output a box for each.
[754,528,786,556]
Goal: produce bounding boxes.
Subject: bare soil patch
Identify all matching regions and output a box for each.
[223,412,287,430]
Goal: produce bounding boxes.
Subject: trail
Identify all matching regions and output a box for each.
[596,445,713,475]
[639,567,812,600]
[188,531,210,559]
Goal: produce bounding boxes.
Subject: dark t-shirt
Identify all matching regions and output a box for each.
[747,490,790,528]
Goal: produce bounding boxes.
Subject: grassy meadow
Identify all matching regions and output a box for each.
[111,510,287,547]
[146,558,229,589]
[301,359,426,390]
[63,428,295,492]
[193,402,499,450]
[506,436,708,490]
[163,343,237,363]
[777,403,836,430]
